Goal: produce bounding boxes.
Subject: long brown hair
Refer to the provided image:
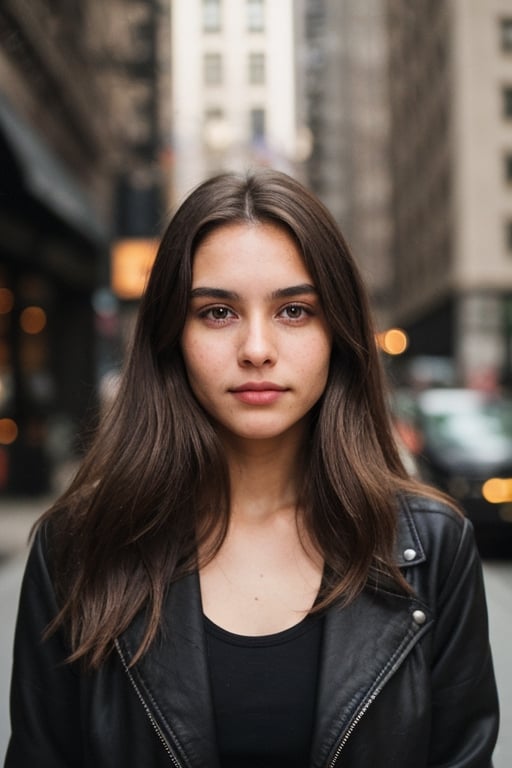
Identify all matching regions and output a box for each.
[41,169,446,668]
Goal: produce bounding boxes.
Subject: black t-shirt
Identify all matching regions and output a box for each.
[204,613,324,767]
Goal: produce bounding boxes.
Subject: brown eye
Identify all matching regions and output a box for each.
[198,305,235,323]
[281,304,309,320]
[211,307,230,320]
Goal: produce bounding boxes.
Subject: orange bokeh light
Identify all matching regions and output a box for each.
[20,306,47,334]
[482,477,512,503]
[0,418,18,445]
[0,288,14,314]
[377,328,409,355]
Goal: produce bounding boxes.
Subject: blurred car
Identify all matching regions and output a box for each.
[392,387,512,543]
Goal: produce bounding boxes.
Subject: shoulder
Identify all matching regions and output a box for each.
[399,492,466,542]
[22,520,56,592]
[396,493,478,598]
[23,514,69,598]
[397,494,476,569]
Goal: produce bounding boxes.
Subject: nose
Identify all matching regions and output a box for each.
[238,314,277,367]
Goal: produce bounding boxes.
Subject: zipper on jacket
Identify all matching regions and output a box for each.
[115,639,183,768]
[328,689,380,767]
[328,610,430,766]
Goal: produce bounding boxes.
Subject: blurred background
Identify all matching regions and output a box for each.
[0,0,511,765]
[1,0,512,512]
[0,0,512,507]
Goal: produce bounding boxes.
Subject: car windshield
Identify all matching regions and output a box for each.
[418,390,512,466]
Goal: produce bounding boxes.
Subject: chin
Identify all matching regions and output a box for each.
[221,419,307,445]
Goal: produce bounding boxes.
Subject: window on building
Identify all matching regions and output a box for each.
[204,107,224,123]
[203,107,232,151]
[247,0,264,32]
[250,107,265,141]
[204,52,222,85]
[503,86,512,117]
[505,153,512,183]
[501,18,512,51]
[205,106,224,122]
[203,0,221,32]
[248,52,265,84]
[506,220,512,253]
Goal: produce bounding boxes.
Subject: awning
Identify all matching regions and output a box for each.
[0,93,109,245]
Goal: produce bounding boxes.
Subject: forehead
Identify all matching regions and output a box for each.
[191,222,311,285]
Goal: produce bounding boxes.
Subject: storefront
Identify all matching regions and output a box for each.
[0,95,110,495]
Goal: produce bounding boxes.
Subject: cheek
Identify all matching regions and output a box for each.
[312,359,330,395]
[183,349,205,385]
[302,334,332,373]
[312,338,332,393]
[181,351,211,410]
[181,332,201,384]
[181,336,223,389]
[295,339,331,398]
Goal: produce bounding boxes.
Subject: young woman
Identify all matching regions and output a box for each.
[6,170,498,767]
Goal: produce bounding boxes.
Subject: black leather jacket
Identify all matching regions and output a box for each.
[5,495,499,767]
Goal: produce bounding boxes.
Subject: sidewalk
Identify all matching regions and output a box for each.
[0,553,27,763]
[0,494,55,764]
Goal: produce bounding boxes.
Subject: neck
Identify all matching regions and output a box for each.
[220,428,307,524]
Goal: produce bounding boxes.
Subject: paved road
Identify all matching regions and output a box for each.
[0,554,26,765]
[483,560,512,768]
[0,502,511,765]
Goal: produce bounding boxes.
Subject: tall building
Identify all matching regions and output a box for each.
[0,0,170,494]
[104,0,172,301]
[171,0,301,203]
[386,0,512,388]
[298,0,394,326]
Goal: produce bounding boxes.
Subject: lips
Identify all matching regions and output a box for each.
[231,382,286,392]
[229,382,288,405]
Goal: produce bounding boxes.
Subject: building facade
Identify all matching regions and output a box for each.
[0,0,169,494]
[171,0,301,204]
[386,0,512,388]
[298,0,395,327]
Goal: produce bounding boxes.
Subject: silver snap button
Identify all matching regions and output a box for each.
[403,548,417,561]
[412,610,427,625]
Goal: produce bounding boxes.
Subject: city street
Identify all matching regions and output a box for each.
[0,503,511,766]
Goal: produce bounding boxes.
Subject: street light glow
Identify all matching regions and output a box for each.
[482,477,512,503]
[0,418,18,445]
[20,306,47,334]
[377,328,409,355]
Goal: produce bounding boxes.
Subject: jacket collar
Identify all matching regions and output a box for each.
[395,494,427,568]
[311,498,431,765]
[118,498,430,768]
[311,583,429,766]
[118,571,220,768]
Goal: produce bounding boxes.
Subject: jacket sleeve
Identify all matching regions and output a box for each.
[428,515,499,768]
[4,526,82,767]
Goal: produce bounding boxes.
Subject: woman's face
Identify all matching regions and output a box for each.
[181,222,332,447]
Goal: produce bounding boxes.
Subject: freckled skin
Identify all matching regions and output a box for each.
[181,222,332,450]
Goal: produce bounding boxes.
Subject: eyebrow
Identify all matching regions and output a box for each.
[189,284,318,301]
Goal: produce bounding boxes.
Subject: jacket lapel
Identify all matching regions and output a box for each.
[118,571,220,768]
[310,502,431,767]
